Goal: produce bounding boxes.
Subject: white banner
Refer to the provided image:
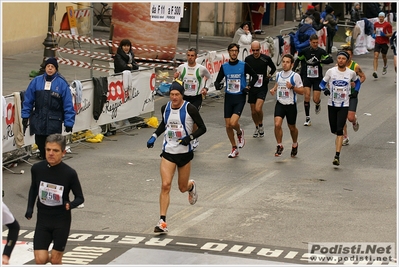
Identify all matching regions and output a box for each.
[150,3,183,22]
[2,68,156,153]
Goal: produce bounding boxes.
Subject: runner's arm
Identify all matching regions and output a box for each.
[187,103,206,139]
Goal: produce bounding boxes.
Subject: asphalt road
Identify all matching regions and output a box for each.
[2,47,397,265]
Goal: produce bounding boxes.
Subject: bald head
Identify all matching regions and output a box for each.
[251,41,261,58]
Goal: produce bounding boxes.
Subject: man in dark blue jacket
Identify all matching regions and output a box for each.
[22,58,75,159]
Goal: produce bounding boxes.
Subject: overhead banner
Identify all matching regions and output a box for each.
[150,2,184,22]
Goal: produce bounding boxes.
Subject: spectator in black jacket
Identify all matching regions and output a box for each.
[350,2,362,24]
[113,39,139,74]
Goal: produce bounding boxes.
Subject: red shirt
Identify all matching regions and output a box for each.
[374,21,392,44]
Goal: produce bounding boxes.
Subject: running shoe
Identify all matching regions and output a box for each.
[237,129,245,148]
[291,144,298,157]
[304,117,311,126]
[258,126,264,137]
[353,121,359,132]
[188,180,198,205]
[275,145,284,157]
[315,103,321,114]
[342,137,349,146]
[192,138,199,151]
[154,219,168,233]
[228,147,239,158]
[333,156,340,166]
[253,128,259,138]
[382,66,387,75]
[372,71,378,78]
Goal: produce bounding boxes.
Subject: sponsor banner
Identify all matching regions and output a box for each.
[2,68,155,153]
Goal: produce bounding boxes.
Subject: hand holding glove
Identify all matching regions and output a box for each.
[178,135,192,146]
[65,126,73,133]
[323,89,331,96]
[349,91,358,98]
[147,135,156,148]
[372,33,376,39]
[22,118,29,134]
[380,31,386,37]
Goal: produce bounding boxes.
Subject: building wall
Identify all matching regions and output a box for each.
[2,2,78,56]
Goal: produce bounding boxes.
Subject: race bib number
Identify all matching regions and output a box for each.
[254,74,263,87]
[39,181,64,206]
[166,124,184,142]
[307,66,319,78]
[277,86,290,99]
[227,79,241,93]
[184,79,198,92]
[332,86,347,102]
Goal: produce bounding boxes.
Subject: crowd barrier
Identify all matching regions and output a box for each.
[2,68,156,153]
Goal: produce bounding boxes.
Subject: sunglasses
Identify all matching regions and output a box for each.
[252,49,260,52]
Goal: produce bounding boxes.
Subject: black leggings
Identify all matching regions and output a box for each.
[328,106,348,136]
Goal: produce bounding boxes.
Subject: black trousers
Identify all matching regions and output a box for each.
[35,134,48,159]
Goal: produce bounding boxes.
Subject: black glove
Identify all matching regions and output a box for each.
[147,136,156,148]
[25,209,33,219]
[349,91,358,98]
[22,118,29,134]
[324,89,331,96]
[214,82,223,90]
[178,135,192,146]
[65,126,73,133]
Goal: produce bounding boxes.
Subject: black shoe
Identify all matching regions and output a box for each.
[275,145,284,157]
[291,144,298,157]
[333,156,340,166]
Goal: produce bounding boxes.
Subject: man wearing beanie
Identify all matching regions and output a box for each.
[372,12,393,78]
[21,57,75,160]
[146,79,207,233]
[319,51,360,166]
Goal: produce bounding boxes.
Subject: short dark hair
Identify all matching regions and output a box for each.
[283,54,295,64]
[46,134,66,151]
[187,47,197,55]
[310,34,318,41]
[228,43,240,51]
[341,46,353,53]
[119,39,132,47]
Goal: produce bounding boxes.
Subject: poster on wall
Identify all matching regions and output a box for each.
[111,3,180,60]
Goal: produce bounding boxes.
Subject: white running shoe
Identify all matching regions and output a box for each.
[228,147,239,158]
[253,128,259,138]
[304,117,311,126]
[154,219,168,233]
[382,66,387,75]
[342,137,349,146]
[188,180,198,205]
[353,116,359,132]
[237,129,245,148]
[258,126,264,137]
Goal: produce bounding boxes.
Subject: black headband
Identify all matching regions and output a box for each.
[337,51,349,60]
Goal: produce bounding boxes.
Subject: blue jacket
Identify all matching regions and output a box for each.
[294,24,317,53]
[22,72,75,135]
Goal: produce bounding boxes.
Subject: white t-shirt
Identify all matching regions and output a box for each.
[322,67,358,107]
[275,70,303,105]
[176,63,211,96]
[2,202,15,225]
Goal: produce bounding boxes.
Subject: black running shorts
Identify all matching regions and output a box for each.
[374,43,389,54]
[183,95,203,110]
[247,88,267,104]
[161,151,194,167]
[274,101,297,125]
[33,212,71,251]
[224,93,246,118]
[348,97,358,112]
[303,77,322,91]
